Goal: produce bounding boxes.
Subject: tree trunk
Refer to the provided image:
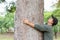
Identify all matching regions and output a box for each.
[14,0,44,40]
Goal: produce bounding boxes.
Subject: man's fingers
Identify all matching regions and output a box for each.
[23,18,28,22]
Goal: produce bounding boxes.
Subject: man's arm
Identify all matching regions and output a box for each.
[23,19,34,28]
[23,19,49,32]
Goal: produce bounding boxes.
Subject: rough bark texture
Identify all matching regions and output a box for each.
[14,0,44,40]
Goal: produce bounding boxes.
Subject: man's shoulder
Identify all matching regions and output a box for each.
[44,24,52,29]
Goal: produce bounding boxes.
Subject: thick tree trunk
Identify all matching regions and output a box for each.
[14,0,44,40]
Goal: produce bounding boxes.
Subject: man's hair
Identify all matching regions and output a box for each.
[51,15,58,26]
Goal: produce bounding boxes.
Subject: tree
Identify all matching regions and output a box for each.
[14,0,44,40]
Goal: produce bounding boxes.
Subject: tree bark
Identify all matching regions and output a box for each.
[14,0,44,40]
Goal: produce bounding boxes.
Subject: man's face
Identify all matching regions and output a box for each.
[48,18,53,24]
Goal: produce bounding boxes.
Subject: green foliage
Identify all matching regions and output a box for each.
[0,1,16,33]
[6,2,16,13]
[44,11,52,22]
[53,26,58,32]
[56,0,60,8]
[0,0,5,3]
[0,13,14,33]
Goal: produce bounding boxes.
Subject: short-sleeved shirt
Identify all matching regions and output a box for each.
[34,24,53,40]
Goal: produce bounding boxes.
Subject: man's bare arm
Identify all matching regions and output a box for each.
[23,19,34,28]
[23,19,49,32]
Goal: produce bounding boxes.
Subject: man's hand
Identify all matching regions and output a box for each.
[23,19,29,24]
[23,19,34,28]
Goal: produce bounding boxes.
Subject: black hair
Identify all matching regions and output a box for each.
[51,15,58,26]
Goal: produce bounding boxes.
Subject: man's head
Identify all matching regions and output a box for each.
[48,15,58,26]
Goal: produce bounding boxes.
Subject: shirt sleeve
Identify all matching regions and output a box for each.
[34,24,49,32]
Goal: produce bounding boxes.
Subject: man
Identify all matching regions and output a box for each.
[23,15,58,40]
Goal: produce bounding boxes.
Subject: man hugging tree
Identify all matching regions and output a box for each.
[23,15,58,40]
